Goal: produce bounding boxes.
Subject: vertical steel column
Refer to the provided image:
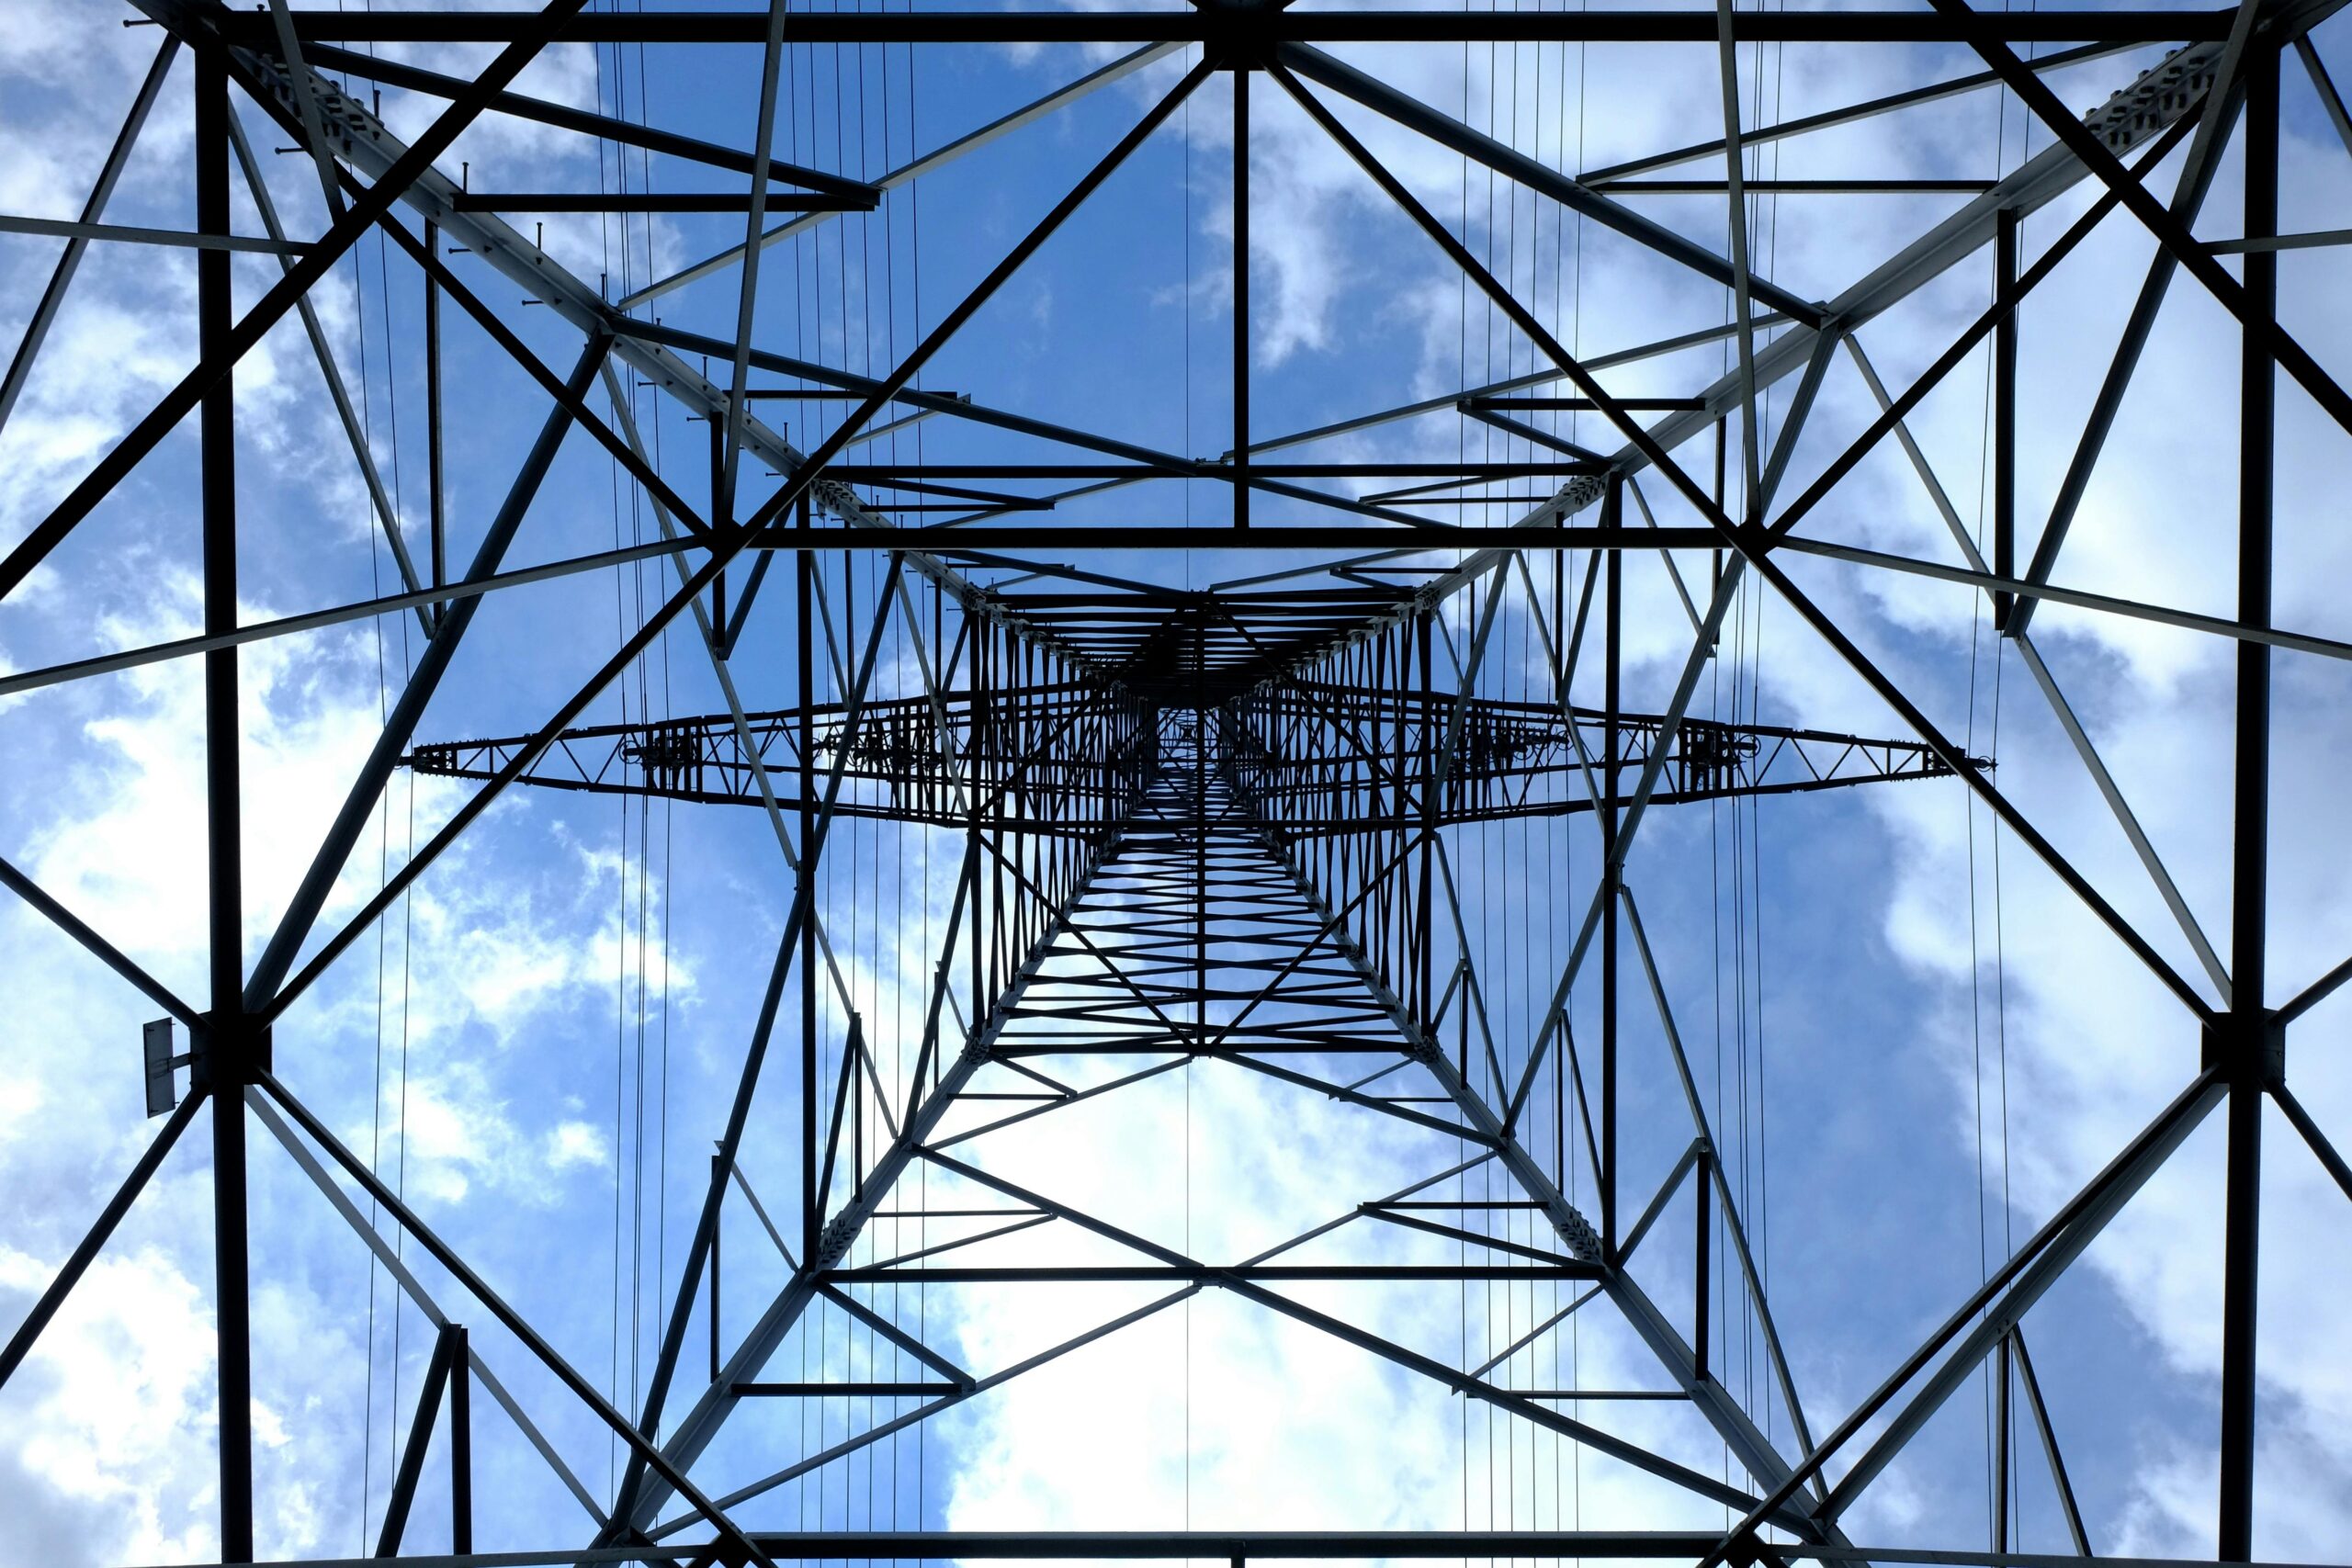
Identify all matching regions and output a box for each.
[1196,628,1208,1047]
[1995,1333,2013,1554]
[709,416,729,633]
[1416,615,1434,1051]
[196,34,254,1563]
[0,37,177,441]
[376,1326,458,1557]
[990,623,1007,998]
[1414,626,1430,1026]
[1694,1147,1712,1381]
[1712,415,1726,610]
[797,501,820,1264]
[424,218,447,604]
[1552,553,1570,1189]
[970,612,988,1052]
[709,1152,724,1380]
[2217,40,2278,1564]
[1601,476,1623,1257]
[1992,206,2018,631]
[449,1324,473,1554]
[1232,62,1250,530]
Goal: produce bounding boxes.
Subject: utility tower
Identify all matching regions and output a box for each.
[1,4,2346,1567]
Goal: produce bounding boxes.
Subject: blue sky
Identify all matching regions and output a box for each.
[4,3,2352,1564]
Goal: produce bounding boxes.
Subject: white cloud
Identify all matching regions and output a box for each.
[0,553,699,1561]
[0,1243,221,1565]
[544,1119,608,1170]
[0,1236,357,1566]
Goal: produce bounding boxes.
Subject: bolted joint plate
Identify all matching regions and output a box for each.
[1553,1205,1604,1266]
[1548,473,1606,518]
[246,55,376,156]
[813,1209,865,1270]
[2083,43,2222,153]
[1398,1026,1444,1066]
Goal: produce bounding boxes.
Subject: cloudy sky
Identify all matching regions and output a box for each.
[3,3,2351,1565]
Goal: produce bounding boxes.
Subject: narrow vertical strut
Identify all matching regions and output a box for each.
[1600,502,1622,1256]
[1993,204,2017,630]
[196,34,254,1561]
[1232,61,1250,529]
[2216,37,2278,1562]
[425,217,447,604]
[799,534,820,1269]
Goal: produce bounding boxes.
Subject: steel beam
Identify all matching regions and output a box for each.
[221,9,2240,45]
[0,35,177,439]
[3,0,592,603]
[621,831,1125,1528]
[253,1069,773,1563]
[195,36,254,1557]
[1691,1071,2225,1565]
[2216,37,2279,1561]
[223,106,433,630]
[245,1091,610,1528]
[605,555,915,1525]
[240,336,612,1018]
[1280,42,1821,329]
[95,1540,2352,1568]
[0,1090,207,1396]
[376,1326,458,1557]
[1931,0,2352,440]
[2007,9,2256,639]
[1368,29,2234,646]
[0,854,203,1027]
[2011,1328,2093,1555]
[0,212,300,254]
[296,40,875,198]
[1832,334,2234,999]
[1233,62,1250,528]
[1245,783,1838,1540]
[1580,39,2128,183]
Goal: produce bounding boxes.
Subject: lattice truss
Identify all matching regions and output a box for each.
[1,2,2349,1566]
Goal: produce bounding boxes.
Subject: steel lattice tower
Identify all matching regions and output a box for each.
[1,3,2347,1566]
